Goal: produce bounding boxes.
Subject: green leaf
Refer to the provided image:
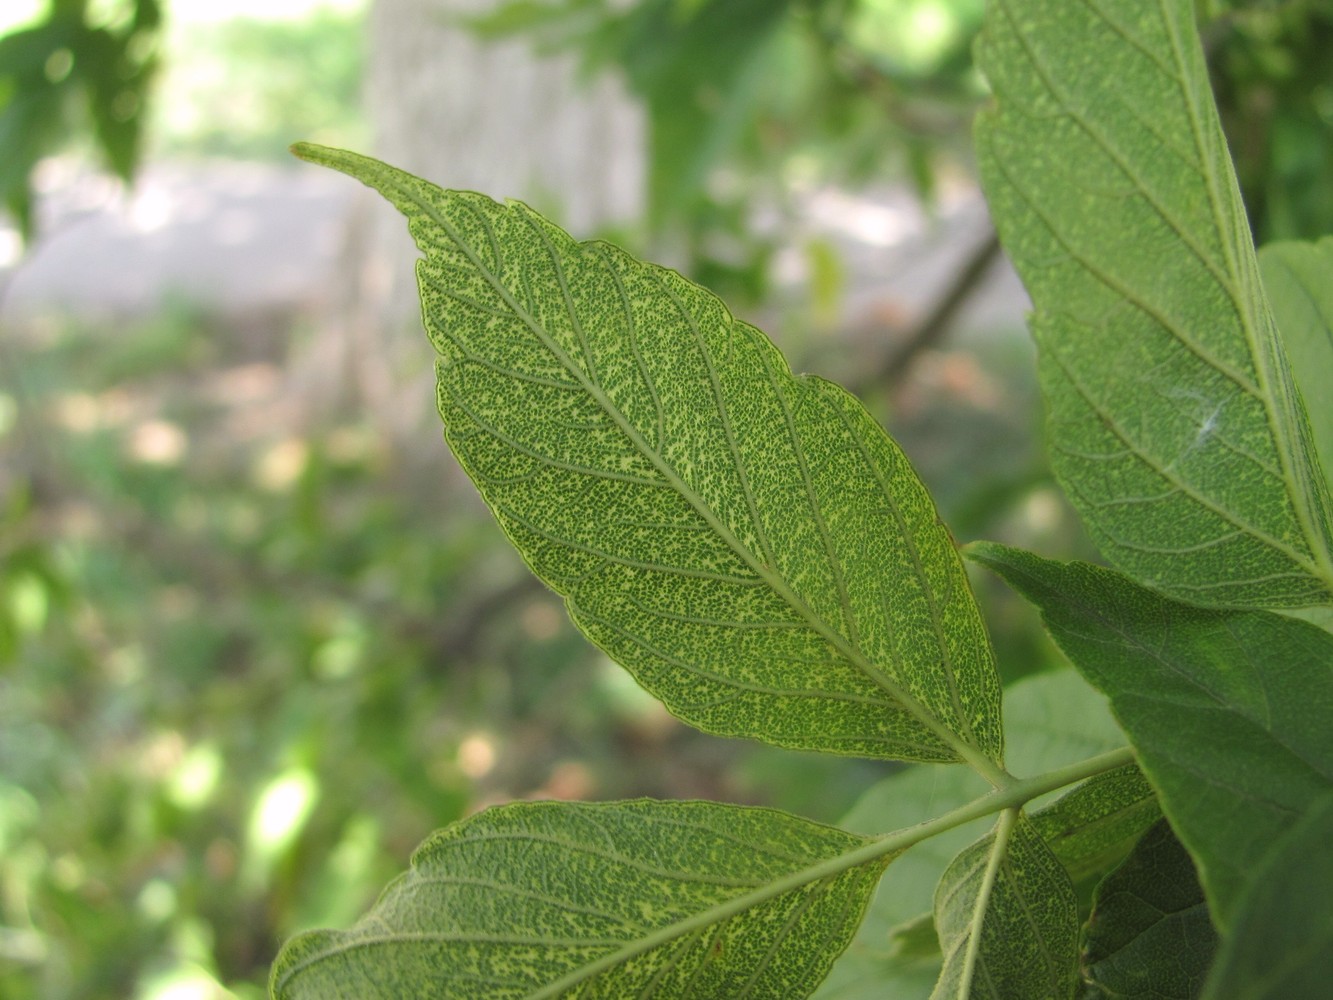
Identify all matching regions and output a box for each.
[270,799,892,1000]
[967,543,1333,932]
[1259,237,1333,497]
[931,810,1079,1000]
[1030,764,1161,886]
[289,142,1003,770]
[1201,791,1333,1000]
[820,670,1131,1000]
[1082,818,1217,1000]
[975,0,1333,608]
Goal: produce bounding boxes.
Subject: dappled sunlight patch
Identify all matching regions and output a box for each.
[531,760,596,802]
[254,436,309,492]
[136,877,178,923]
[322,423,383,469]
[0,392,16,438]
[128,419,188,465]
[310,618,366,680]
[456,733,497,780]
[140,730,188,782]
[166,743,224,811]
[52,393,103,433]
[138,962,234,1000]
[5,572,50,635]
[207,362,281,407]
[105,642,147,686]
[49,852,86,893]
[244,767,319,885]
[519,598,563,641]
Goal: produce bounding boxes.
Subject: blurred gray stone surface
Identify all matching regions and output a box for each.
[1,158,1029,338]
[2,161,356,325]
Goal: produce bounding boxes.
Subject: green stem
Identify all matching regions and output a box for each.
[531,744,1138,998]
[958,807,1019,997]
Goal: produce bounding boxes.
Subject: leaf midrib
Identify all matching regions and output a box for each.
[994,0,1260,398]
[1158,0,1333,595]
[988,0,1333,600]
[420,186,994,773]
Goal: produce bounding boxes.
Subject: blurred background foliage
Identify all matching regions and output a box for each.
[1,0,1330,997]
[468,0,1333,297]
[0,0,161,240]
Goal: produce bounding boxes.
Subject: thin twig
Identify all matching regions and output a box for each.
[867,224,1002,392]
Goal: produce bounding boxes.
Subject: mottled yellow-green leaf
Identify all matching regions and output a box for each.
[976,0,1333,608]
[931,811,1079,1000]
[1031,764,1160,885]
[269,800,892,999]
[290,141,1003,768]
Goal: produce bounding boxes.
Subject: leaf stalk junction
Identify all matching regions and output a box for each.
[528,745,1136,998]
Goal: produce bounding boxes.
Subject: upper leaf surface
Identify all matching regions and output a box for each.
[1082,818,1217,1000]
[1200,791,1333,1000]
[269,799,891,1000]
[1259,237,1333,498]
[290,142,1003,767]
[975,0,1333,608]
[968,543,1333,932]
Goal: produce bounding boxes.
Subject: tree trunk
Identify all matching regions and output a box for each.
[300,0,644,442]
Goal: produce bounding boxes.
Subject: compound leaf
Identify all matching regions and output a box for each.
[1082,818,1217,1000]
[270,800,893,1000]
[975,0,1333,608]
[931,811,1079,1000]
[817,669,1131,1000]
[290,142,1003,768]
[969,544,1333,933]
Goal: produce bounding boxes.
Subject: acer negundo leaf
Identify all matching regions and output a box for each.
[292,139,1005,774]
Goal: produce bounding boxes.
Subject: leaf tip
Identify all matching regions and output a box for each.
[960,540,1004,566]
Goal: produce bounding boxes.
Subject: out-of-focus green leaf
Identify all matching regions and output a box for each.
[975,0,1333,608]
[1082,819,1217,1000]
[270,799,892,999]
[931,810,1079,1000]
[1209,6,1333,244]
[0,0,159,240]
[1259,237,1333,495]
[290,142,1004,769]
[968,544,1333,933]
[1200,791,1333,1000]
[603,0,787,219]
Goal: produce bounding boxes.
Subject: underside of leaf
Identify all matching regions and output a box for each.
[269,800,892,1000]
[291,141,1004,770]
[931,810,1079,1000]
